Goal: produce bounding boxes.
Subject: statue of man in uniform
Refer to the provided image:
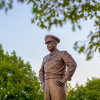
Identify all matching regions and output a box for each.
[39,35,77,100]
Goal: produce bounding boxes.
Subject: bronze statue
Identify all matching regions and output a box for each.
[39,35,77,100]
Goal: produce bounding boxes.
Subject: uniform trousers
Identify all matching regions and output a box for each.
[44,79,66,100]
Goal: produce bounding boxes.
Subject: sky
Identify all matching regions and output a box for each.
[0,2,100,87]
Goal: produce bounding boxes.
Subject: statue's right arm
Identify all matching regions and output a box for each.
[39,61,45,89]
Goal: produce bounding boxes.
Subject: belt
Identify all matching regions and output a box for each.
[45,74,64,80]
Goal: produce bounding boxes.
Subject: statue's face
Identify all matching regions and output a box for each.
[45,40,57,51]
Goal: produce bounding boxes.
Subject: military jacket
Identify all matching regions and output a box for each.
[39,49,77,84]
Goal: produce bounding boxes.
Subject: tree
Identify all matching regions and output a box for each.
[0,0,100,60]
[67,77,100,100]
[0,44,44,100]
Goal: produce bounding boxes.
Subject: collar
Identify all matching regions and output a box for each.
[50,49,59,56]
[45,49,59,62]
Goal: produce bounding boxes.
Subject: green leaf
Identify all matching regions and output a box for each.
[8,3,12,9]
[31,19,34,23]
[72,25,75,31]
[86,56,92,60]
[59,20,63,27]
[77,25,81,30]
[78,46,85,53]
[99,48,100,53]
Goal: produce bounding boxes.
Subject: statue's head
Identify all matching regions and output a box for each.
[45,35,60,51]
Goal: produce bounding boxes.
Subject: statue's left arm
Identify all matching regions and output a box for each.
[62,51,77,82]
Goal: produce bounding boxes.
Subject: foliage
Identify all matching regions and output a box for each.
[0,44,44,100]
[67,77,100,100]
[0,0,100,60]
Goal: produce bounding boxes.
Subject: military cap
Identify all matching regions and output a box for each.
[45,35,60,43]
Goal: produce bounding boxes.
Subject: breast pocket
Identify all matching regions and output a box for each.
[52,58,61,62]
[52,58,62,68]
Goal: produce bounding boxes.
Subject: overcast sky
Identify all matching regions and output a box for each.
[0,2,100,87]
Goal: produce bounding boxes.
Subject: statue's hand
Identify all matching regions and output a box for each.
[42,82,45,89]
[56,79,67,87]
